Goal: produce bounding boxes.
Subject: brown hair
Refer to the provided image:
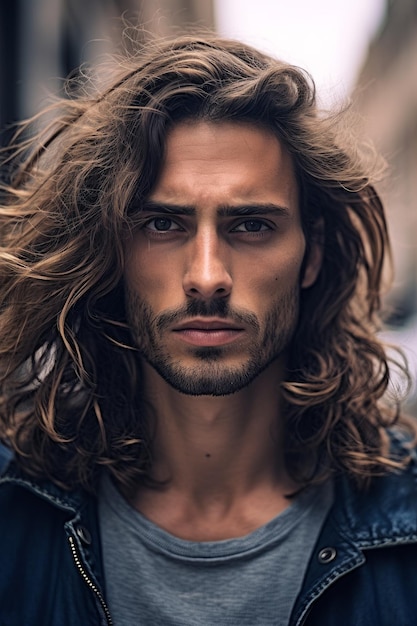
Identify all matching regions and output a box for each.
[0,33,412,492]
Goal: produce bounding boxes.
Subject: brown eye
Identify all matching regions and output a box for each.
[233,220,270,233]
[145,217,181,231]
[244,220,263,232]
[155,218,173,231]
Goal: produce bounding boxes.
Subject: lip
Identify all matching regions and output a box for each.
[172,318,244,331]
[172,319,244,346]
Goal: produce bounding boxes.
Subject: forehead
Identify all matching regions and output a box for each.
[149,120,299,213]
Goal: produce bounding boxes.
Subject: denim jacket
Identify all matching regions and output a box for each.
[0,433,416,626]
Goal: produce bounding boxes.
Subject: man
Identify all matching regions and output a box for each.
[0,33,416,626]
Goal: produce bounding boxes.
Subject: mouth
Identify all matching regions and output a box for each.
[172,318,244,347]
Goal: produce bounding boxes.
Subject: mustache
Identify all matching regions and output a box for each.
[155,299,260,333]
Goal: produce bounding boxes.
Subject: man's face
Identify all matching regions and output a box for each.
[124,121,320,396]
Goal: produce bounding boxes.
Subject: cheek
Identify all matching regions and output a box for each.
[125,241,160,289]
[243,250,305,298]
[124,244,182,309]
[271,236,307,285]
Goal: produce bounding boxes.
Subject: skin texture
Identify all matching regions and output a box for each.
[123,121,322,540]
[125,121,318,396]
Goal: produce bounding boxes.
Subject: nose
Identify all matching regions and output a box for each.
[183,229,232,300]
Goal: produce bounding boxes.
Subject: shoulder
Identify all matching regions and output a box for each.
[330,426,417,542]
[0,451,92,529]
[0,456,104,624]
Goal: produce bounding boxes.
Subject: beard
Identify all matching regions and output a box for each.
[125,290,300,397]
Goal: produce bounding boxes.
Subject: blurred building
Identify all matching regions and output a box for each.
[354,0,417,412]
[354,0,417,324]
[0,0,215,145]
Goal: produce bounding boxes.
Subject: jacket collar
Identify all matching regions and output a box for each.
[290,431,417,626]
[0,458,87,516]
[330,429,417,546]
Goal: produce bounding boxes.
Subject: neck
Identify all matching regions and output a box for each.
[126,359,299,540]
[149,375,284,486]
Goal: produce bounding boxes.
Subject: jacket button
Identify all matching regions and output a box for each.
[318,547,337,564]
[75,525,92,545]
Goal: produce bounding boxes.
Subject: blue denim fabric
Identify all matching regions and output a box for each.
[0,433,416,626]
[291,431,417,625]
[0,452,110,626]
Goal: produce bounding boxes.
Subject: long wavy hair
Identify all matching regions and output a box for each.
[0,33,412,493]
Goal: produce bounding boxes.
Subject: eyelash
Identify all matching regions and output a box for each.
[231,220,271,233]
[144,217,183,232]
[143,217,273,236]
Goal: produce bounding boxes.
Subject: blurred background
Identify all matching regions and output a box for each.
[0,0,415,411]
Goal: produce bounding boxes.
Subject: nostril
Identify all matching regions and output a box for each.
[183,258,233,299]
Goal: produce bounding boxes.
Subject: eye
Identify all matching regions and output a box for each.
[145,217,182,232]
[232,220,271,233]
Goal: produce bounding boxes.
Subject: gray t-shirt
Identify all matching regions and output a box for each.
[99,475,333,626]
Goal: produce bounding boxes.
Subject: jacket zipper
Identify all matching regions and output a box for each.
[69,535,113,626]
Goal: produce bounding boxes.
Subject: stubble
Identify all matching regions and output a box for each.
[125,289,299,396]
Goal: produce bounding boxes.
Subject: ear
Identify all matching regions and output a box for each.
[301,220,324,289]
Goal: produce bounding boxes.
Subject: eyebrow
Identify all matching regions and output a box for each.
[140,201,195,216]
[218,204,291,218]
[140,200,291,218]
